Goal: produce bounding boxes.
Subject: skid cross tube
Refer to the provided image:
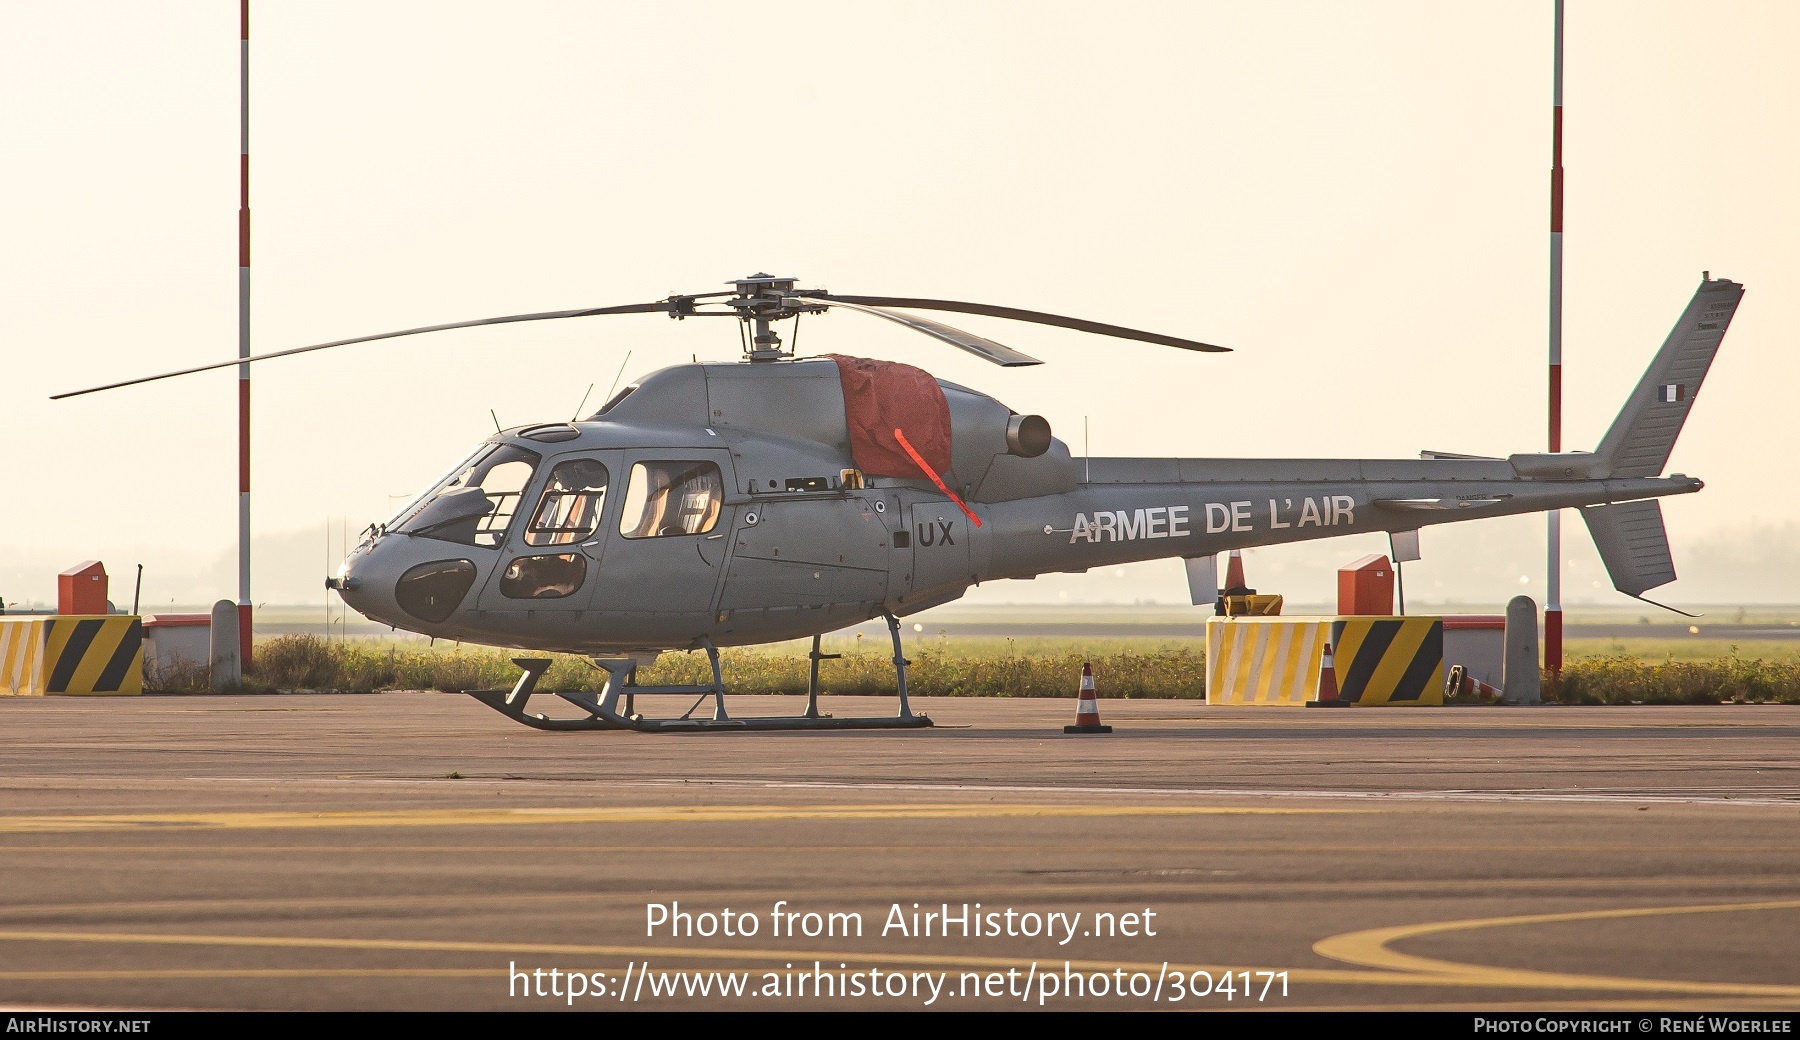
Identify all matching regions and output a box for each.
[463,621,931,732]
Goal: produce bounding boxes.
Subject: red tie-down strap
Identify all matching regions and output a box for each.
[893,427,982,528]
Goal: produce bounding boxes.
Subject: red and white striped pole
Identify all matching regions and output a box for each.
[237,0,253,665]
[1545,0,1565,674]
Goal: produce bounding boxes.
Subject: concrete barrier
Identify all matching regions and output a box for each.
[1207,615,1448,707]
[144,613,211,688]
[1328,616,1444,706]
[1503,595,1543,704]
[1205,617,1329,705]
[209,599,241,692]
[0,616,142,695]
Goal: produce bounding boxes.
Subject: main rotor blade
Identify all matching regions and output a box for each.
[807,294,1229,353]
[50,301,673,400]
[787,296,1042,366]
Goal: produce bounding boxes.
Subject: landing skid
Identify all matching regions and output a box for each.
[464,612,933,732]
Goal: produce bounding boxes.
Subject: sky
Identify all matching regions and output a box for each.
[2,1,1797,611]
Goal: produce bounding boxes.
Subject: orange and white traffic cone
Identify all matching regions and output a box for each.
[1306,641,1350,707]
[1216,549,1258,615]
[1222,549,1250,595]
[1064,662,1113,734]
[1446,665,1499,701]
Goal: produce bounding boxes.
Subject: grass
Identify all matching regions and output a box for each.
[1549,650,1800,705]
[1565,638,1800,664]
[147,633,1800,704]
[207,634,1204,699]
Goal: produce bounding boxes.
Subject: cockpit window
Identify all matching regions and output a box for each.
[524,458,609,546]
[398,443,542,547]
[618,461,723,538]
[385,445,490,530]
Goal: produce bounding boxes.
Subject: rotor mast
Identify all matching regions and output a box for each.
[731,273,801,361]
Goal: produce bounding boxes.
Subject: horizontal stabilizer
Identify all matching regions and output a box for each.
[1580,499,1677,597]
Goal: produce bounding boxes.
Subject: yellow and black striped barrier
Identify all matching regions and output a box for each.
[1328,616,1443,706]
[0,616,143,696]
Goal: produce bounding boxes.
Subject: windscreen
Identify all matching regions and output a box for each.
[385,444,492,530]
[396,444,543,547]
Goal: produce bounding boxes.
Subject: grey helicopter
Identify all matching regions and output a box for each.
[57,272,1743,731]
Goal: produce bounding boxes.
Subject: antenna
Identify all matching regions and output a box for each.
[604,350,634,404]
[490,409,501,433]
[570,383,594,421]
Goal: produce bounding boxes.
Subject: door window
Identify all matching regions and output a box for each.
[619,461,723,538]
[524,458,609,546]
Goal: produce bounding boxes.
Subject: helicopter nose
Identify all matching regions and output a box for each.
[329,536,480,632]
[327,542,389,622]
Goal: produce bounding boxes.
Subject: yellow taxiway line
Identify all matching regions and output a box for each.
[1312,898,1800,998]
[0,804,1357,835]
[0,928,1405,988]
[3,901,1799,999]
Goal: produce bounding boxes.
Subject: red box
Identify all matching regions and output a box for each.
[1337,554,1393,615]
[57,561,108,615]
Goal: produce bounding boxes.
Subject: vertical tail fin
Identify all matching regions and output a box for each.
[1580,499,1676,595]
[1594,276,1744,477]
[1579,499,1698,615]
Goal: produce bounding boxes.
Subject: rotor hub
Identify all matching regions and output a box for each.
[724,273,824,361]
